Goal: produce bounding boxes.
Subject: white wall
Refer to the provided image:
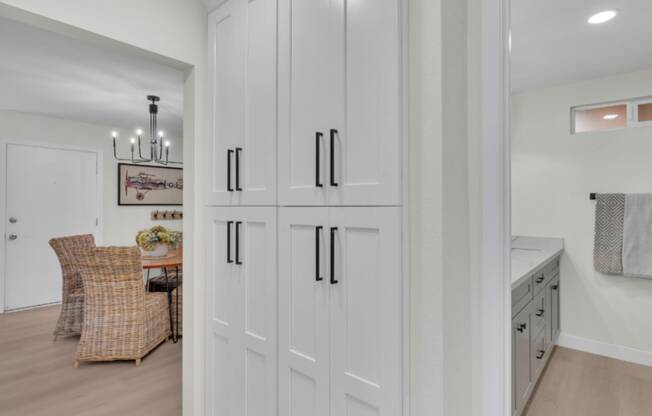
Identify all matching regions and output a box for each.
[0,110,183,245]
[0,2,208,415]
[512,69,652,354]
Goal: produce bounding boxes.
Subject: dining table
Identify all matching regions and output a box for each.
[142,254,182,343]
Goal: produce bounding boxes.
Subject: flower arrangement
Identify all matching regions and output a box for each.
[136,225,181,251]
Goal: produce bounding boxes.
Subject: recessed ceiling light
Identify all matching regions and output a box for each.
[603,114,619,120]
[588,10,618,25]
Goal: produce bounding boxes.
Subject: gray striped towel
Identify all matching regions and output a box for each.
[593,193,625,274]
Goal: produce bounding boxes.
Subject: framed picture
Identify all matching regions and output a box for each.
[118,163,183,206]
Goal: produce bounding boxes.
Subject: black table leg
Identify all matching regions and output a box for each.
[174,265,179,342]
[164,267,176,343]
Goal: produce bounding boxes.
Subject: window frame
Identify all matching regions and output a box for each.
[570,100,631,134]
[631,97,652,127]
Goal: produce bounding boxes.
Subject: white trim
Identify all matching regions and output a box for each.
[479,0,511,415]
[0,139,104,313]
[558,333,652,368]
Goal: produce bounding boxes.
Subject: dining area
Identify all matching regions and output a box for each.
[50,226,183,367]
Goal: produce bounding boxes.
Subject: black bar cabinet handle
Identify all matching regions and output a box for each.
[235,147,243,191]
[315,132,323,188]
[235,221,243,265]
[330,227,338,284]
[315,226,323,281]
[536,351,545,360]
[536,309,544,317]
[330,129,338,187]
[227,221,234,263]
[227,149,234,192]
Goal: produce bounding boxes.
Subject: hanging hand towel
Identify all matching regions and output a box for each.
[622,194,652,278]
[594,193,625,274]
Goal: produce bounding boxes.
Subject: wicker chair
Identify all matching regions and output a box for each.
[73,246,171,367]
[49,234,96,340]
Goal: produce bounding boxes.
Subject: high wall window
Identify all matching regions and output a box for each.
[571,97,652,133]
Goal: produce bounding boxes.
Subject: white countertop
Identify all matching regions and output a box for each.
[511,236,564,288]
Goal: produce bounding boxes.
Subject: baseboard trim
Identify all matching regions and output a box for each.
[557,332,652,367]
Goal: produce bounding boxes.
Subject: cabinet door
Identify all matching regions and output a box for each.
[207,0,277,206]
[278,0,331,206]
[327,0,402,206]
[206,208,241,415]
[206,207,277,416]
[278,208,330,416]
[513,307,531,413]
[550,277,560,342]
[329,207,402,416]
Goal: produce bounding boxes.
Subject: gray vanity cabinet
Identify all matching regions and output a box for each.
[512,255,561,416]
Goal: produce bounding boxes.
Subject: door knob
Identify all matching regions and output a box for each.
[8,233,18,241]
[9,217,17,224]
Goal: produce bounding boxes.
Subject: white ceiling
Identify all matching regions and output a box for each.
[511,0,652,92]
[0,17,184,138]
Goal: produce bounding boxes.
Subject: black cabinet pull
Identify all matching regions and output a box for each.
[536,350,545,360]
[536,309,544,317]
[516,323,527,333]
[330,227,338,284]
[535,275,544,284]
[235,147,243,191]
[552,284,559,291]
[227,149,234,192]
[315,226,323,281]
[315,132,323,188]
[329,129,338,187]
[227,221,234,263]
[235,221,243,265]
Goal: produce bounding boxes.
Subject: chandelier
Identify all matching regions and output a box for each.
[111,95,182,165]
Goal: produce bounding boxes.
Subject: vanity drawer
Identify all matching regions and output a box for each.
[544,257,560,281]
[512,277,533,317]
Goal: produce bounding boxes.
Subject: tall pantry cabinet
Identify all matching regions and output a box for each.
[206,0,404,415]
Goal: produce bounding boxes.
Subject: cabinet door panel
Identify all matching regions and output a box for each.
[206,207,277,416]
[328,0,401,206]
[208,5,241,205]
[206,208,241,415]
[278,0,330,206]
[513,307,531,413]
[551,277,560,341]
[208,0,276,206]
[329,207,401,416]
[278,208,330,416]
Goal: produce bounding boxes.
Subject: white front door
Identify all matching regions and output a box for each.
[5,143,99,311]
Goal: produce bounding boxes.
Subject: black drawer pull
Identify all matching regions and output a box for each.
[235,147,243,191]
[552,284,559,291]
[536,350,545,360]
[227,221,234,263]
[227,149,234,192]
[516,323,527,333]
[315,226,323,281]
[329,129,338,187]
[330,227,338,284]
[315,132,323,188]
[535,276,545,284]
[536,309,544,317]
[235,221,243,265]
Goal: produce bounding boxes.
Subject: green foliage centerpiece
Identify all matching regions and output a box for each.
[136,225,180,257]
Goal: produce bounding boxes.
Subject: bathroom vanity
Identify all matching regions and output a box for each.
[512,236,563,416]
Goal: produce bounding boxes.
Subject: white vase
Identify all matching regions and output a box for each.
[141,243,169,257]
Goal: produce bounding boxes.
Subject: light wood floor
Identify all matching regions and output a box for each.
[0,305,181,416]
[525,346,652,416]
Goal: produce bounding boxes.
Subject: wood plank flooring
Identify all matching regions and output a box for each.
[0,305,181,416]
[525,346,652,416]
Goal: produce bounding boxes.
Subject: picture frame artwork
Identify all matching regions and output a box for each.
[118,163,183,206]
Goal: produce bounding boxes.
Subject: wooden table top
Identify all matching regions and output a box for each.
[141,255,183,270]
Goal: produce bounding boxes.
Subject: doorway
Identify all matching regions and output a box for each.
[3,143,101,311]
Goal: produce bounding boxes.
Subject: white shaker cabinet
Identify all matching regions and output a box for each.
[206,207,277,416]
[278,0,402,206]
[278,207,402,416]
[207,0,277,206]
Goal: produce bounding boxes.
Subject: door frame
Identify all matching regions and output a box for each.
[0,139,104,313]
[477,0,512,415]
